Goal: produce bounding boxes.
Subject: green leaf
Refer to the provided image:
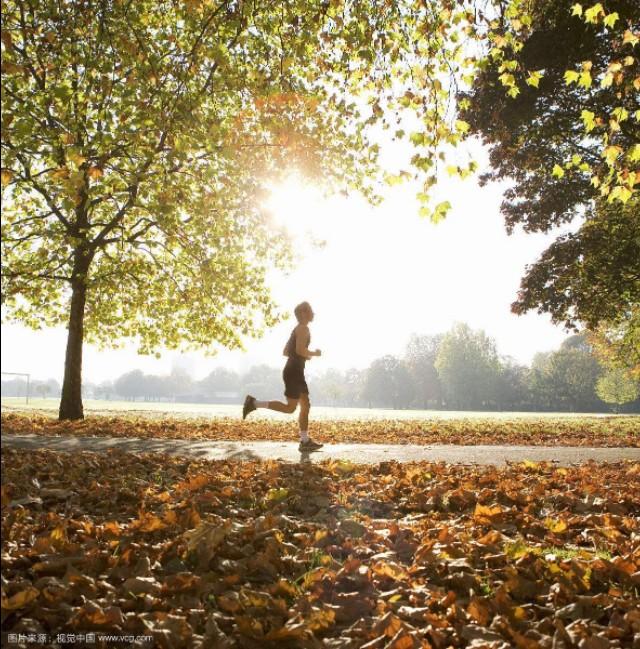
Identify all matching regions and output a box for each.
[431,200,451,223]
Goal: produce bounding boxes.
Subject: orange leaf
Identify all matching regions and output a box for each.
[1,587,39,610]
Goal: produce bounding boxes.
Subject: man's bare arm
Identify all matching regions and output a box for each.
[295,325,321,360]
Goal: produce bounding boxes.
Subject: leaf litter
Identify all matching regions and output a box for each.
[2,412,638,447]
[1,448,639,647]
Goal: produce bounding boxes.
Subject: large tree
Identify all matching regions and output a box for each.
[459,0,639,344]
[0,0,464,419]
[363,356,414,409]
[404,333,443,408]
[529,335,604,412]
[596,367,640,411]
[434,323,501,410]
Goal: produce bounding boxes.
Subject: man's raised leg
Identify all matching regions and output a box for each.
[243,394,297,419]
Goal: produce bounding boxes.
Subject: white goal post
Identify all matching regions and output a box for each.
[1,372,31,404]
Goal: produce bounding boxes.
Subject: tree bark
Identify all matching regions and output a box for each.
[59,263,90,420]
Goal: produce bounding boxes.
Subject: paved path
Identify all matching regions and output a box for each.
[2,433,639,465]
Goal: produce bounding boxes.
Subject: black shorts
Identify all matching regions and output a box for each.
[283,360,309,399]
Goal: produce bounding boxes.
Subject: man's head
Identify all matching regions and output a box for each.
[294,301,314,324]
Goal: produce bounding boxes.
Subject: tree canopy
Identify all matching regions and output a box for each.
[435,323,501,410]
[1,0,462,418]
[458,0,639,374]
[596,367,640,409]
[460,0,638,226]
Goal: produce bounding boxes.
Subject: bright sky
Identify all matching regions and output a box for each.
[1,142,571,384]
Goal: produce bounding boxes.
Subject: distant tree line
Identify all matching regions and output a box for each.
[1,377,61,399]
[333,325,639,413]
[3,324,639,413]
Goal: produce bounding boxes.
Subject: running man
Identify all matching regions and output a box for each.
[242,301,324,452]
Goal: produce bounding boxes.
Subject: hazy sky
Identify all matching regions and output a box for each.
[1,139,572,384]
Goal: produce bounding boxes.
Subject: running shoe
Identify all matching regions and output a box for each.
[299,438,323,452]
[242,395,256,420]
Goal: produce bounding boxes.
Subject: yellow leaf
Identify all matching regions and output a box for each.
[372,560,409,580]
[50,525,67,541]
[622,30,639,47]
[526,71,542,88]
[578,70,592,88]
[332,459,355,475]
[265,487,289,502]
[1,169,13,186]
[608,185,632,203]
[601,72,614,88]
[564,70,579,84]
[584,3,604,24]
[544,517,568,533]
[304,606,336,631]
[473,503,505,524]
[603,145,623,165]
[603,12,619,28]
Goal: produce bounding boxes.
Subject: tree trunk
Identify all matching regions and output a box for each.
[59,276,88,420]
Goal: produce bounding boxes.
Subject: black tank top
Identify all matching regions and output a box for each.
[284,327,310,367]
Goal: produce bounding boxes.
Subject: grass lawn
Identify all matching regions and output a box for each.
[1,396,628,421]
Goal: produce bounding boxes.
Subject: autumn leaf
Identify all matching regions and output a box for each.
[473,503,506,525]
[0,444,638,648]
[1,587,40,610]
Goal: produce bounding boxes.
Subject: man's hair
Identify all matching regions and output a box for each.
[294,301,311,322]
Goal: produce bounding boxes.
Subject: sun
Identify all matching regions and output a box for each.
[263,175,323,236]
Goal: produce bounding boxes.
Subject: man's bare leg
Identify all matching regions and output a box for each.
[265,397,298,414]
[297,394,322,450]
[298,393,310,438]
[244,394,298,419]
